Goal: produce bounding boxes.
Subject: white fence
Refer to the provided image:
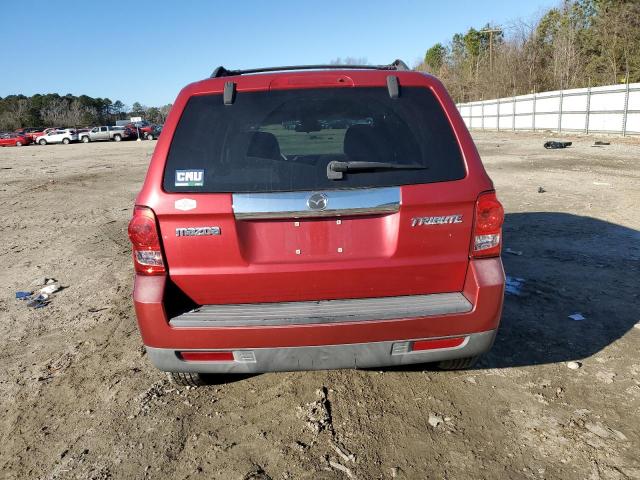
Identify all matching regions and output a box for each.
[457,82,640,136]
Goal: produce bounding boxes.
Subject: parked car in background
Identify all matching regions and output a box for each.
[32,127,62,143]
[0,132,31,146]
[123,121,154,139]
[14,127,41,143]
[145,125,162,140]
[36,129,78,145]
[79,126,131,142]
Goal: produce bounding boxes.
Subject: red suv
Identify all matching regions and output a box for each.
[128,60,505,385]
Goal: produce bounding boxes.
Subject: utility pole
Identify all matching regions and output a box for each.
[481,27,503,73]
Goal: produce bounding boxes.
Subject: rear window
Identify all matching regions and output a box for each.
[164,86,465,193]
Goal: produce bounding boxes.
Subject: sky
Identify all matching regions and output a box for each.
[1,0,557,107]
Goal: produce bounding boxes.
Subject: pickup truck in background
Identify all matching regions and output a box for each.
[79,126,130,143]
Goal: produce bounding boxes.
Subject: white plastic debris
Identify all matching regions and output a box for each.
[40,283,61,295]
[568,313,585,321]
[428,413,443,428]
[567,361,582,370]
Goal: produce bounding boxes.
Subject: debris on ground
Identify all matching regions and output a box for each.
[27,293,50,309]
[544,141,572,149]
[297,387,333,435]
[567,361,582,370]
[136,381,167,416]
[15,278,61,308]
[592,141,611,146]
[538,186,546,193]
[568,313,586,321]
[505,276,525,296]
[328,460,355,479]
[332,443,356,463]
[39,282,61,295]
[505,248,523,256]
[428,413,444,428]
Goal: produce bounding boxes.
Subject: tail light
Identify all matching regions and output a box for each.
[127,206,166,275]
[179,351,235,362]
[471,192,504,258]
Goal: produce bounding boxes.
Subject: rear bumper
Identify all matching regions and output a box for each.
[146,330,497,373]
[134,257,504,371]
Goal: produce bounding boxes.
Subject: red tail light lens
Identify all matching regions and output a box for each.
[412,337,466,351]
[127,206,166,275]
[471,192,504,258]
[179,351,235,362]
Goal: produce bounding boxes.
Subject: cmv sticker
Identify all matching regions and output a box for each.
[175,169,204,187]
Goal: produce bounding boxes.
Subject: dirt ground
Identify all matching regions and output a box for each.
[0,131,638,480]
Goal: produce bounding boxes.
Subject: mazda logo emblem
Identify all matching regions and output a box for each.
[307,192,328,211]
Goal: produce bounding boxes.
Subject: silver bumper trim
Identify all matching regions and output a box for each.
[145,330,497,373]
[170,292,472,328]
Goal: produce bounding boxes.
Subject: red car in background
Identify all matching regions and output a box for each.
[0,132,31,146]
[14,127,41,143]
[124,121,155,139]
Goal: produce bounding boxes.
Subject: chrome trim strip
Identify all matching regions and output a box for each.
[145,330,497,373]
[232,186,400,219]
[169,292,472,328]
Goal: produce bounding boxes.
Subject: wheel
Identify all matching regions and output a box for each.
[39,139,47,145]
[146,133,153,140]
[113,134,121,142]
[168,372,209,387]
[62,138,70,145]
[82,136,90,143]
[15,141,22,146]
[437,355,480,370]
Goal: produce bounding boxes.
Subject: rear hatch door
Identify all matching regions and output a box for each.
[155,82,476,305]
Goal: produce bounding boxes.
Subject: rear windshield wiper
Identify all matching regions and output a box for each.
[327,160,427,180]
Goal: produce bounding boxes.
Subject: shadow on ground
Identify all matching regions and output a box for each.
[482,211,640,368]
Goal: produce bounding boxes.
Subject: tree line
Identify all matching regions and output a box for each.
[4,0,638,128]
[0,94,172,131]
[417,0,640,103]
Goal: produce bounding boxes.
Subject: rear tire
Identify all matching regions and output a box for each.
[168,372,209,387]
[113,134,121,142]
[437,355,480,370]
[15,141,22,146]
[39,139,47,145]
[62,138,70,145]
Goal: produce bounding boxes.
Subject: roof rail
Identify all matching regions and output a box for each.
[209,59,410,78]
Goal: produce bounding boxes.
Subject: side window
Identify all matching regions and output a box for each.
[100,127,108,132]
[91,127,98,133]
